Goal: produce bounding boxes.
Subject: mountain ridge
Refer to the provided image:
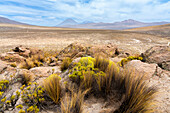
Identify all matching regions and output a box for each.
[57,18,169,30]
[0,16,27,25]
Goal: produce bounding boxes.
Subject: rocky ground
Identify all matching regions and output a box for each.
[0,43,169,113]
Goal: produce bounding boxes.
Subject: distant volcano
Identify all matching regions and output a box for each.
[58,18,78,26]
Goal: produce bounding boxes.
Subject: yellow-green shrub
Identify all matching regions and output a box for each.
[118,56,143,67]
[43,74,61,104]
[21,82,45,107]
[68,57,110,95]
[0,80,9,91]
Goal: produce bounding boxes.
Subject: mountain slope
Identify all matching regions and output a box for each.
[0,16,26,25]
[125,24,170,37]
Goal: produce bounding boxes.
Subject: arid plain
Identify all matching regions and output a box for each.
[0,23,169,54]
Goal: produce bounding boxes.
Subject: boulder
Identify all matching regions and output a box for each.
[141,46,170,71]
[124,60,163,79]
[30,66,61,77]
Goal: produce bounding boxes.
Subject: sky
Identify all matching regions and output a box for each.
[0,0,170,26]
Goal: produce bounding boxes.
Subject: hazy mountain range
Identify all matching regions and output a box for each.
[0,16,169,30]
[0,16,27,25]
[57,18,169,30]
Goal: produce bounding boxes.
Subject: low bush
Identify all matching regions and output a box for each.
[69,57,117,95]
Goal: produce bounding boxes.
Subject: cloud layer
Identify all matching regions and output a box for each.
[0,0,169,26]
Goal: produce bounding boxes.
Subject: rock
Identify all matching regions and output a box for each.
[117,53,127,58]
[19,49,31,57]
[0,53,26,63]
[110,57,123,64]
[13,46,27,52]
[141,46,170,71]
[0,66,17,80]
[0,60,7,73]
[56,43,120,60]
[124,60,163,79]
[30,66,61,77]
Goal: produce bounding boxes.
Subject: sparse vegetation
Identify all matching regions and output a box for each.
[0,42,162,112]
[68,56,158,112]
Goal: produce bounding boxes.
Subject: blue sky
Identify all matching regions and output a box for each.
[0,0,170,26]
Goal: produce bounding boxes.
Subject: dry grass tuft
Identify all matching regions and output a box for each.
[19,59,35,69]
[94,56,110,72]
[61,58,72,72]
[113,69,158,113]
[20,72,33,85]
[43,74,61,104]
[10,62,17,67]
[61,88,89,113]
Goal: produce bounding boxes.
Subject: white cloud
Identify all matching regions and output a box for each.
[0,0,169,26]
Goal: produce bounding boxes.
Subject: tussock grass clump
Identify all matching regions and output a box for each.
[114,70,157,113]
[43,74,61,104]
[19,59,35,69]
[61,58,72,72]
[94,56,110,72]
[61,88,89,113]
[19,72,33,85]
